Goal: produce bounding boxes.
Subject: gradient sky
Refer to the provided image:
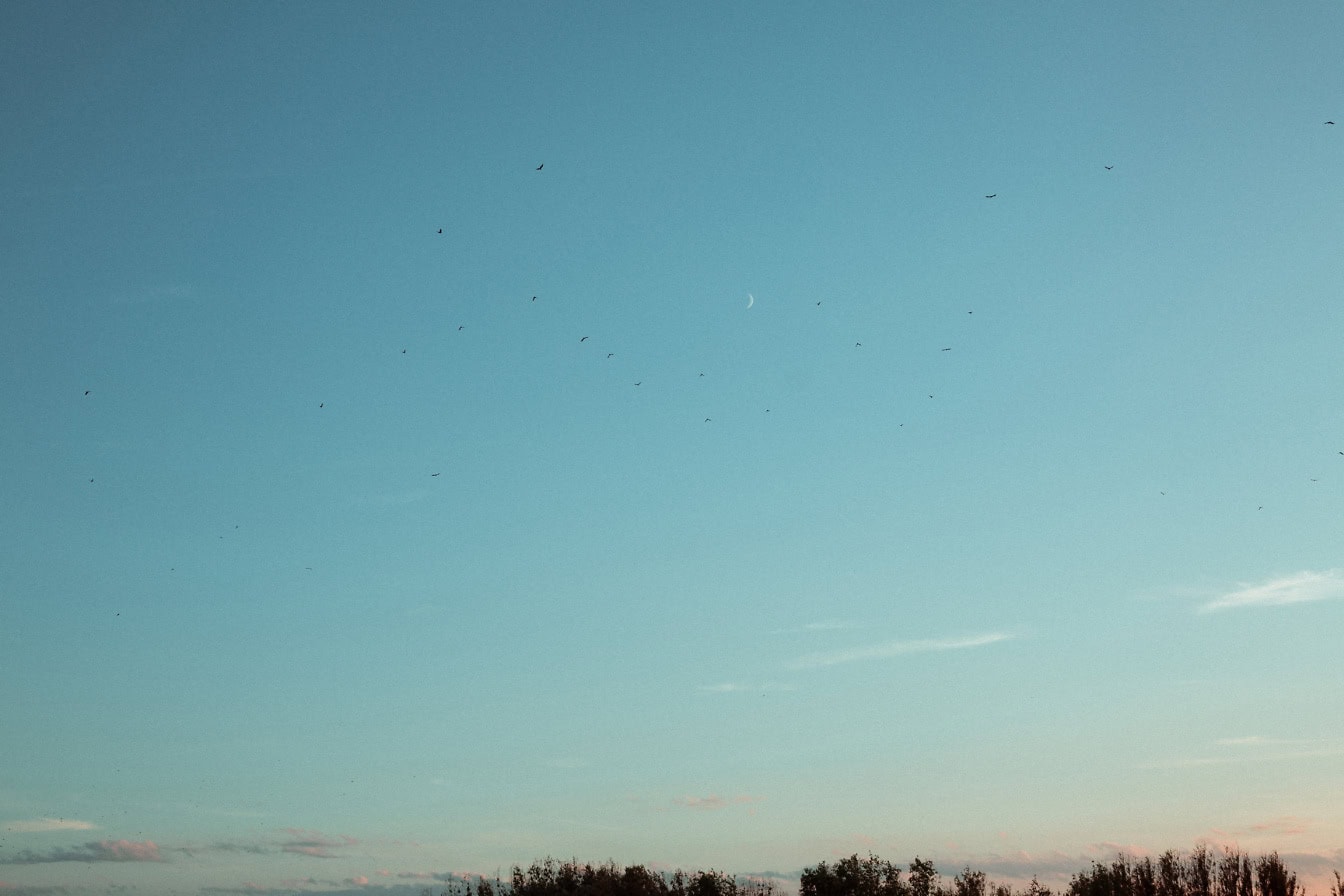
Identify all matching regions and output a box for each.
[2,3,1343,895]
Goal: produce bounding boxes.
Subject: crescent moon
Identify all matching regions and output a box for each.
[746,293,754,309]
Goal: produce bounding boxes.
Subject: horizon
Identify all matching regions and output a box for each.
[2,2,1342,895]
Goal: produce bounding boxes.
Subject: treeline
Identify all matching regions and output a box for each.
[801,849,1344,896]
[431,857,777,896]
[425,850,1344,896]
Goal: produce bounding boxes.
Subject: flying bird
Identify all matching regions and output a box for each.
[1104,166,1113,170]
[401,349,406,354]
[634,382,641,386]
[941,347,951,351]
[458,325,464,331]
[607,353,614,358]
[985,193,997,198]
[1327,121,1336,125]
[855,342,862,347]
[84,390,90,395]
[536,163,544,170]
[319,402,324,408]
[437,228,443,234]
[580,336,589,342]
[705,418,711,423]
[431,473,441,477]
[531,296,537,301]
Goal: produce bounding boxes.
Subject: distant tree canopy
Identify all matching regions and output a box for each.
[1066,846,1310,896]
[427,849,1341,896]
[429,858,777,896]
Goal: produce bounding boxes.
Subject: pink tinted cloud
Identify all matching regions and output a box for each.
[0,839,163,864]
[673,794,764,811]
[279,829,358,859]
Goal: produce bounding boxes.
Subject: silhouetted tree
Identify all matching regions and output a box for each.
[1253,854,1297,896]
[954,867,987,896]
[908,858,939,896]
[802,854,908,896]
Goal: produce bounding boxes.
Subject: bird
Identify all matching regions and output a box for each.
[607,352,614,358]
[319,402,324,408]
[431,473,441,477]
[1327,121,1336,125]
[84,390,90,396]
[437,228,443,234]
[699,372,705,377]
[536,163,544,170]
[458,325,464,331]
[941,347,951,351]
[855,342,862,347]
[580,336,589,342]
[704,418,711,422]
[634,382,641,386]
[531,296,537,301]
[401,349,406,354]
[1104,165,1113,170]
[985,193,997,198]
[816,301,822,306]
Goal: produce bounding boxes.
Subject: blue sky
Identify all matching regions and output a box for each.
[2,2,1342,894]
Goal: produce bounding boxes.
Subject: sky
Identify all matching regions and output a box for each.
[2,2,1343,895]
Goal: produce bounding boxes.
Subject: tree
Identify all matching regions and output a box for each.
[802,854,909,896]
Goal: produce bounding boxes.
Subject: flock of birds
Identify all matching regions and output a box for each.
[80,127,1340,537]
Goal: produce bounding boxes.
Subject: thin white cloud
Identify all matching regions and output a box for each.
[1199,569,1344,612]
[1139,737,1344,769]
[771,620,861,635]
[697,682,795,693]
[789,631,1014,669]
[2,818,98,833]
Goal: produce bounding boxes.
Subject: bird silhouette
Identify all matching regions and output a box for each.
[84,390,90,396]
[536,163,544,170]
[705,418,711,422]
[431,473,441,477]
[580,336,589,342]
[634,382,641,386]
[401,349,406,354]
[531,296,537,301]
[437,228,443,234]
[855,342,862,347]
[607,353,614,358]
[985,193,997,198]
[941,347,951,351]
[458,325,464,331]
[319,402,324,408]
[1104,166,1113,170]
[1328,121,1336,125]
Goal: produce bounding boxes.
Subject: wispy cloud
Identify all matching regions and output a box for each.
[0,840,163,864]
[697,682,795,693]
[771,620,862,635]
[672,794,764,811]
[1,819,96,834]
[1140,736,1344,769]
[280,829,358,859]
[1199,569,1344,612]
[789,631,1014,669]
